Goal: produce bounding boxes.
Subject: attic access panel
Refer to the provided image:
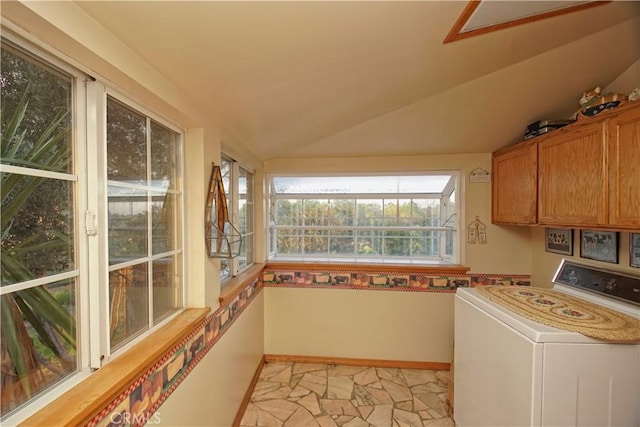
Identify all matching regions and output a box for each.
[444,0,609,43]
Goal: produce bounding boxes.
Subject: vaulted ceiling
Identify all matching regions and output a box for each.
[74,1,640,161]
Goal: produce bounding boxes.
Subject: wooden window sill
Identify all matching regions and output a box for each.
[219,263,265,306]
[264,261,469,275]
[21,308,210,427]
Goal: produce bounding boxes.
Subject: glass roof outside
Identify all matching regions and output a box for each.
[272,175,453,194]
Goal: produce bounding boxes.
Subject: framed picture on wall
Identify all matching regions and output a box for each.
[580,230,618,264]
[630,233,640,268]
[545,228,573,256]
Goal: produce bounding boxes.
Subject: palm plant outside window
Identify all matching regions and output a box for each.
[269,175,458,263]
[1,42,77,418]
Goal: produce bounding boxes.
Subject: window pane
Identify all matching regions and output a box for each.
[413,199,440,226]
[240,238,253,270]
[329,230,354,255]
[383,200,398,226]
[1,174,74,285]
[276,199,302,226]
[151,190,178,255]
[107,98,147,183]
[397,199,414,227]
[1,42,78,419]
[277,230,303,255]
[445,230,455,258]
[356,230,381,255]
[221,158,231,200]
[0,44,73,174]
[153,255,181,322]
[445,190,456,227]
[410,230,440,257]
[238,166,254,270]
[0,280,78,416]
[303,200,329,227]
[329,199,354,226]
[109,264,149,349]
[220,259,231,280]
[271,174,456,262]
[108,186,148,264]
[150,121,177,190]
[273,176,451,194]
[303,229,328,255]
[356,199,383,227]
[384,231,410,256]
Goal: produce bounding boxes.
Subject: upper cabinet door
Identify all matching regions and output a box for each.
[538,120,608,227]
[492,140,537,224]
[608,106,640,228]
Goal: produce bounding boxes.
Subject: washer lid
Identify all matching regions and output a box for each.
[456,287,617,344]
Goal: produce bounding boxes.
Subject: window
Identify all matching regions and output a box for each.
[219,156,254,286]
[0,36,184,421]
[1,41,78,419]
[269,174,458,263]
[106,96,183,351]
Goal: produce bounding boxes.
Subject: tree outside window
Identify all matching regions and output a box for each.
[1,42,77,418]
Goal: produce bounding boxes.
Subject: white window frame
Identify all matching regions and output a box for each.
[0,29,186,424]
[268,172,461,264]
[0,33,93,425]
[97,89,186,362]
[220,156,255,287]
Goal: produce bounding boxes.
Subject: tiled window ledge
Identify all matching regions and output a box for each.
[21,308,209,427]
[219,263,266,305]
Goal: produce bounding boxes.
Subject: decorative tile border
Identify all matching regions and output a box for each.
[85,266,530,426]
[88,278,262,427]
[262,269,531,292]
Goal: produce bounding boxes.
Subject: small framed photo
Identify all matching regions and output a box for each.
[545,228,573,256]
[580,230,618,264]
[630,233,640,268]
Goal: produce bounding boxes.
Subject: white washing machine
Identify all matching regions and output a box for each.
[454,259,640,427]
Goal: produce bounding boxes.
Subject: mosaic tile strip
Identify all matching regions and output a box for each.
[262,269,531,292]
[89,278,262,427]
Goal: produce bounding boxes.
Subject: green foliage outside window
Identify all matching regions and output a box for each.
[1,44,77,416]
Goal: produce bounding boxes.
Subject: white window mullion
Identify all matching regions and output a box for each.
[86,79,111,368]
[146,117,154,328]
[74,75,91,371]
[230,162,240,276]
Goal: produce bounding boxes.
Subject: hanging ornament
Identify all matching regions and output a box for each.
[466,215,488,244]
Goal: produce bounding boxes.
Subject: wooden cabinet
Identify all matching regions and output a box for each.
[538,119,608,227]
[492,140,537,224]
[492,102,640,230]
[608,106,640,228]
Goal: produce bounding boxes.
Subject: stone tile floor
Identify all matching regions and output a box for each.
[239,362,454,427]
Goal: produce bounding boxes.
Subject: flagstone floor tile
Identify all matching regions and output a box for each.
[240,362,452,427]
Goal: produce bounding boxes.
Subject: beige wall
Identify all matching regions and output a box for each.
[531,229,637,287]
[264,288,454,363]
[156,293,265,427]
[605,58,640,96]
